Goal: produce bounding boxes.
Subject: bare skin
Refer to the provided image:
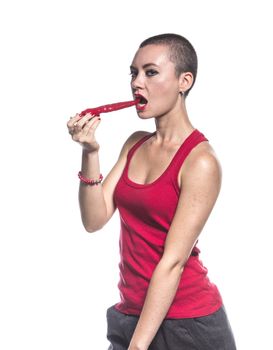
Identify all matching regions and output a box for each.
[67,43,222,350]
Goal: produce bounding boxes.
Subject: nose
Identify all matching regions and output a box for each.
[131,72,145,91]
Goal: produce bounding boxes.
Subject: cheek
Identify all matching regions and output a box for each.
[152,80,179,105]
[152,74,178,94]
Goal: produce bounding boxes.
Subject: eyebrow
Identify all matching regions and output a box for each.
[130,63,159,70]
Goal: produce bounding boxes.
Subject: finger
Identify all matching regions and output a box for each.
[73,113,93,131]
[84,116,101,135]
[72,113,96,134]
[74,113,95,130]
[67,113,82,129]
[82,114,100,128]
[82,116,101,135]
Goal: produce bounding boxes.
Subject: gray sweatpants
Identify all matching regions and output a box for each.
[106,305,236,350]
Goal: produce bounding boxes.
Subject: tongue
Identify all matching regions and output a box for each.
[140,97,147,104]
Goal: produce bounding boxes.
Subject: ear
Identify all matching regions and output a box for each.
[178,72,194,94]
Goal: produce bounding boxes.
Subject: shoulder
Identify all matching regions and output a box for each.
[184,140,221,174]
[180,141,222,188]
[119,130,152,158]
[125,130,152,146]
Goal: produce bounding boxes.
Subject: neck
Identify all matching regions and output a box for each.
[154,99,195,143]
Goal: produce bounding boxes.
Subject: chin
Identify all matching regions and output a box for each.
[137,111,153,120]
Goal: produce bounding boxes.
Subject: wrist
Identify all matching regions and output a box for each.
[82,140,100,154]
[82,149,99,158]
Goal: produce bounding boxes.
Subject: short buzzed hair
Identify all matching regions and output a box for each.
[139,33,198,97]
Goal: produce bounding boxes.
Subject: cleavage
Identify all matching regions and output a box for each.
[128,141,179,185]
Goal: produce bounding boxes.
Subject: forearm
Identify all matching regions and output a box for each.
[79,150,107,232]
[128,260,184,350]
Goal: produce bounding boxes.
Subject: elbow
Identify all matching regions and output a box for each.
[172,260,185,275]
[160,255,187,275]
[83,222,105,233]
[81,213,107,233]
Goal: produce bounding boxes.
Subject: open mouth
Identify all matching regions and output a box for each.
[135,94,148,111]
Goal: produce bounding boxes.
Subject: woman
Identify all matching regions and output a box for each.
[67,33,236,350]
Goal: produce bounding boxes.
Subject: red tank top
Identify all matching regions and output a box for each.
[113,129,223,318]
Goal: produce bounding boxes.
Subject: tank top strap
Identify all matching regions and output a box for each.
[126,132,155,163]
[169,129,209,183]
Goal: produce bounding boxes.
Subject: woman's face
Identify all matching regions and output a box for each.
[130,44,181,119]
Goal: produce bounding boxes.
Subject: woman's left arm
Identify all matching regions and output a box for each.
[128,150,222,350]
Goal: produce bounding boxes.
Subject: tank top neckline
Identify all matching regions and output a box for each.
[123,128,199,189]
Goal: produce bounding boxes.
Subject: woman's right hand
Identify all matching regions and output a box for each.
[67,113,101,153]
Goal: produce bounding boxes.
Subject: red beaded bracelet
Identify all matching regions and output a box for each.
[78,171,103,185]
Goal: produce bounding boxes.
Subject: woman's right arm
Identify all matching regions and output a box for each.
[67,112,147,233]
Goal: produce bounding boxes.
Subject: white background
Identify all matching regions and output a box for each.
[0,0,272,349]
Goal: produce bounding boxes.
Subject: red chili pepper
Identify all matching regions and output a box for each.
[79,99,140,117]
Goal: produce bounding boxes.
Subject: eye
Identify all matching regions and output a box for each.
[129,70,138,80]
[146,69,158,77]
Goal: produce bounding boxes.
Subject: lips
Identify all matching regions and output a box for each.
[135,94,148,111]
